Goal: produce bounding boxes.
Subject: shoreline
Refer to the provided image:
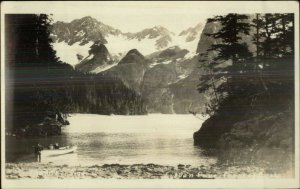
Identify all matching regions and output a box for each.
[5,162,286,179]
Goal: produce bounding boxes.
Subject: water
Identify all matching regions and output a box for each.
[6,114,216,166]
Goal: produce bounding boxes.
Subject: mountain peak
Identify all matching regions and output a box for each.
[153,25,166,30]
[73,16,101,26]
[119,49,146,65]
[127,49,143,56]
[82,16,93,20]
[89,41,109,56]
[151,25,173,35]
[179,22,203,42]
[75,43,113,72]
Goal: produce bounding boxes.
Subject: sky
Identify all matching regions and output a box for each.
[2,1,299,34]
[49,2,214,33]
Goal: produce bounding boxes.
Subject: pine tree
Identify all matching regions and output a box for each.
[198,14,252,115]
[250,13,294,112]
[7,14,147,134]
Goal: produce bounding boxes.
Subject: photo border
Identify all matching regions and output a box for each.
[1,1,299,188]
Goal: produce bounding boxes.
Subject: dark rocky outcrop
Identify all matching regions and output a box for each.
[218,112,294,169]
[194,111,294,174]
[101,49,148,92]
[75,42,113,73]
[13,111,69,137]
[147,46,188,62]
[118,49,146,65]
[193,112,242,147]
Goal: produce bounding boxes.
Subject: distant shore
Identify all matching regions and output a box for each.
[5,162,283,179]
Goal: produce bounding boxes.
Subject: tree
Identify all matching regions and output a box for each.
[198,13,294,117]
[6,14,147,134]
[198,14,252,115]
[250,13,294,112]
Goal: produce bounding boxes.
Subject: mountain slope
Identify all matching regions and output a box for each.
[101,49,148,92]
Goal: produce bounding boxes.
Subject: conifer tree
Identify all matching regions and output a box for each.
[198,14,252,115]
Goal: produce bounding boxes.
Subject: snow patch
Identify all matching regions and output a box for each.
[161,60,172,65]
[85,54,94,60]
[105,34,160,56]
[76,30,85,37]
[52,26,203,67]
[52,41,93,66]
[184,51,197,59]
[90,63,118,74]
[178,74,188,79]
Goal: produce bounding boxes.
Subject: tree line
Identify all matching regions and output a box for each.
[198,13,294,119]
[5,14,146,133]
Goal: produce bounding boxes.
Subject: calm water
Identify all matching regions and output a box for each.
[6,114,216,166]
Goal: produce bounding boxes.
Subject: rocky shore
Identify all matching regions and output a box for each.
[5,162,284,179]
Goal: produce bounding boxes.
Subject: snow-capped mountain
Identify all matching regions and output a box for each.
[50,16,210,114]
[51,16,121,45]
[51,16,203,66]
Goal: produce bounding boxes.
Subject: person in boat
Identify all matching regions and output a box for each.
[54,143,60,149]
[34,143,43,162]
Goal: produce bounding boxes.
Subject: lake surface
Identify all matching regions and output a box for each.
[6,114,216,166]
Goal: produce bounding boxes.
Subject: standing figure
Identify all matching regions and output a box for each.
[34,143,43,162]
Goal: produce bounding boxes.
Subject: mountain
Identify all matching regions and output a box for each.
[51,16,121,45]
[51,16,203,66]
[70,42,204,113]
[140,46,203,113]
[50,16,206,114]
[100,49,148,92]
[75,41,114,73]
[119,49,147,65]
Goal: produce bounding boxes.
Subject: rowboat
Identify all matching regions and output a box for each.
[42,146,77,157]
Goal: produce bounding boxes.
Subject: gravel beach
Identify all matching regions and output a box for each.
[5,162,275,179]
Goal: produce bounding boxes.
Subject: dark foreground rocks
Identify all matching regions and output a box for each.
[193,111,294,175]
[9,111,69,137]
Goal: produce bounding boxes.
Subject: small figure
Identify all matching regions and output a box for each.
[54,143,60,149]
[34,143,43,162]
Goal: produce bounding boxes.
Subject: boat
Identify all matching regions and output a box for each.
[42,146,77,157]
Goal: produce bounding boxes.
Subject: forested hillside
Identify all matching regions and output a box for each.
[194,14,294,173]
[5,14,146,136]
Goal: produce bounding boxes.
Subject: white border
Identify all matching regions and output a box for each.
[1,1,299,188]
